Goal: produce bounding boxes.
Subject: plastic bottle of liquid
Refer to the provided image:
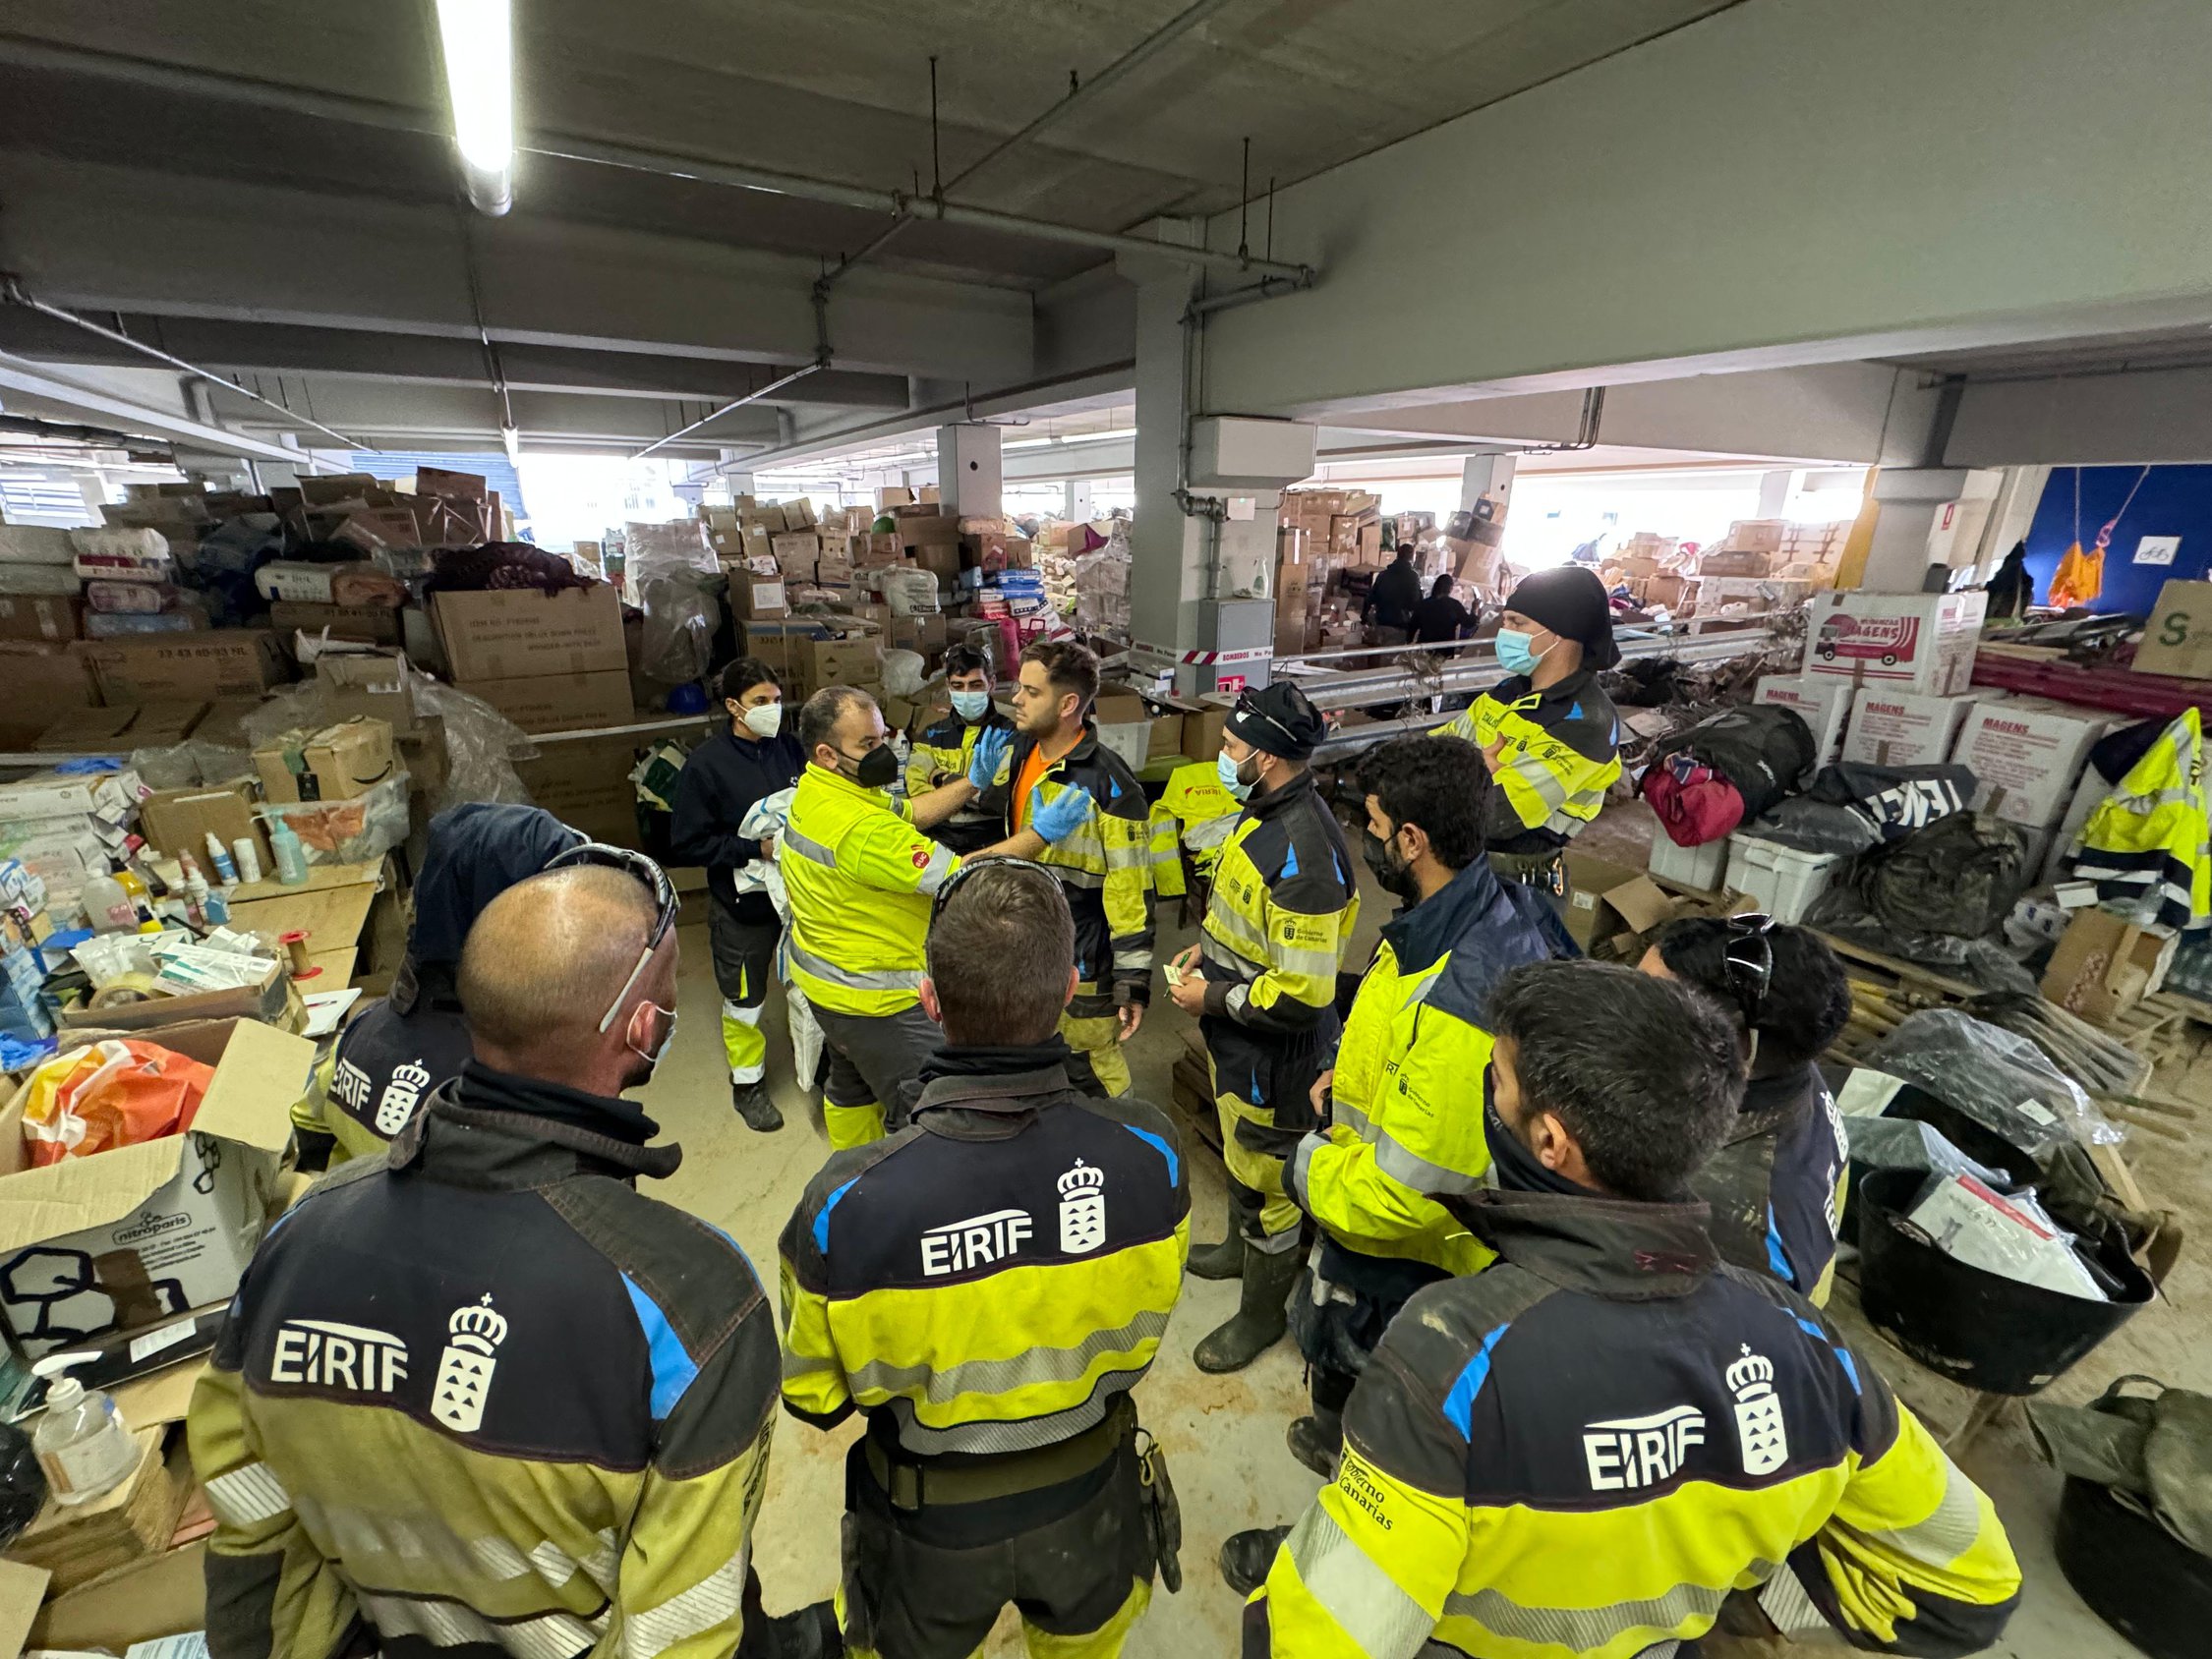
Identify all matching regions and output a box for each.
[204,832,239,885]
[30,1354,137,1506]
[81,871,136,934]
[269,818,309,886]
[179,854,210,928]
[232,837,263,886]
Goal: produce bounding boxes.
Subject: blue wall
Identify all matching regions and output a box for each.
[2023,465,2212,615]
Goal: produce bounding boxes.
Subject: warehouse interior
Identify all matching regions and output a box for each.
[1,1,2211,1654]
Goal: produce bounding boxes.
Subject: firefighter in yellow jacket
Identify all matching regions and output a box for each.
[782,685,1092,1149]
[1233,961,2021,1659]
[975,640,1156,1098]
[1434,565,1622,896]
[905,642,1018,856]
[1281,736,1573,1478]
[1167,682,1359,1374]
[780,859,1190,1659]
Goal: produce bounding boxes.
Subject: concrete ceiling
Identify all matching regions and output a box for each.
[0,0,1741,459]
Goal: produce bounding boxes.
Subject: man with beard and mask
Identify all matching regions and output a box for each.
[781,858,1190,1659]
[1276,736,1574,1480]
[191,854,838,1659]
[1165,682,1359,1374]
[670,657,805,1132]
[291,802,583,1170]
[1232,961,2021,1659]
[1643,915,1853,1306]
[784,684,1093,1149]
[1434,564,1622,899]
[906,644,1017,857]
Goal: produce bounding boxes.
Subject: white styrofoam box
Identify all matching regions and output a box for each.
[1648,833,1729,890]
[1754,675,1852,768]
[1950,701,2112,829]
[1841,689,1974,769]
[1725,834,1846,924]
[1804,589,1986,695]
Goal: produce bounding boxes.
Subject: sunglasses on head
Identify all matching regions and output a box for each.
[1720,911,1776,1022]
[547,841,680,1033]
[929,854,1063,925]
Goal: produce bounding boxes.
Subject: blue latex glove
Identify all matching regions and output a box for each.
[1027,783,1094,843]
[968,725,1013,788]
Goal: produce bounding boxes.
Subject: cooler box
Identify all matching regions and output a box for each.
[1724,834,1844,924]
[1646,833,1728,891]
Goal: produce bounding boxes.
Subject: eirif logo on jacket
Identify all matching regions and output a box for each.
[433,1294,508,1434]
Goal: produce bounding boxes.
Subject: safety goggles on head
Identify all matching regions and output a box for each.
[547,841,680,1032]
[1231,688,1307,754]
[1721,911,1776,1022]
[929,854,1060,925]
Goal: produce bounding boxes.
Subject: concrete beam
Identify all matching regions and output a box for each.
[0,353,342,466]
[1198,0,2212,416]
[0,151,1035,384]
[200,380,783,452]
[1946,366,2212,466]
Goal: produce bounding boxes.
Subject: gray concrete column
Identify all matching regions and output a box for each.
[1065,480,1093,521]
[1120,249,1216,694]
[1862,468,1971,592]
[935,423,1003,517]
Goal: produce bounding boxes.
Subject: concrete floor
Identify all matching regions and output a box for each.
[634,840,2207,1658]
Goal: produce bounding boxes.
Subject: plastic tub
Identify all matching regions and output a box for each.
[1647,833,1728,890]
[2056,1473,2212,1659]
[1855,1167,2154,1396]
[1724,834,1844,923]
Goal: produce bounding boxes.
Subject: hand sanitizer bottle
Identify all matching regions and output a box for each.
[30,1353,136,1506]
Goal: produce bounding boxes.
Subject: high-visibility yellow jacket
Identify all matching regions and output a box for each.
[782,762,959,1017]
[1149,761,1244,900]
[779,1058,1189,1455]
[1249,1190,2020,1659]
[1198,772,1360,1037]
[980,728,1155,1014]
[906,705,1017,856]
[1435,667,1621,855]
[1285,858,1571,1277]
[2068,705,2209,932]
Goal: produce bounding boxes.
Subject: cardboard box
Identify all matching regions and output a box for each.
[0,818,116,905]
[0,525,76,564]
[801,637,882,693]
[514,734,641,846]
[1806,590,1985,695]
[0,640,97,735]
[1183,704,1231,761]
[1091,690,1150,728]
[0,595,85,642]
[1841,689,1974,769]
[60,959,295,1034]
[461,670,634,735]
[1721,519,1786,554]
[433,586,625,682]
[254,717,396,804]
[1950,701,2109,828]
[897,514,962,552]
[124,702,205,748]
[1560,852,1655,951]
[1146,711,1185,762]
[888,613,947,656]
[137,781,266,873]
[33,705,137,752]
[728,576,787,620]
[79,631,284,706]
[1698,549,1772,579]
[268,601,404,648]
[2131,580,2212,679]
[317,651,416,729]
[2041,908,2179,1022]
[0,1018,312,1357]
[1750,679,1846,764]
[0,769,140,826]
[29,1537,206,1651]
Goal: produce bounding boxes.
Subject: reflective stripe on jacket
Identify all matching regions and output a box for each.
[783,762,958,1016]
[1199,772,1360,1036]
[779,1061,1190,1457]
[1285,858,1572,1277]
[1693,1062,1850,1308]
[981,728,1156,1013]
[1150,761,1244,899]
[1247,1191,2020,1659]
[1436,667,1621,855]
[906,707,1017,856]
[2068,705,2210,931]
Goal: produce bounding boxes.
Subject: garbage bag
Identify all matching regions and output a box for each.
[1846,811,2029,939]
[1871,1007,2122,1155]
[20,1040,216,1166]
[1844,1115,2009,1187]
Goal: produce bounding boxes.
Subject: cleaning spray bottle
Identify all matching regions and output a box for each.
[30,1353,136,1506]
[269,817,309,886]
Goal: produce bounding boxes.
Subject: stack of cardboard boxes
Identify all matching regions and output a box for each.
[0,770,141,967]
[431,584,632,735]
[1272,488,1386,655]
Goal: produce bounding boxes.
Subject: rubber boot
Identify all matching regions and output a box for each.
[731,1080,785,1132]
[1193,1243,1299,1373]
[1286,1408,1342,1480]
[1220,1524,1294,1596]
[1187,1232,1245,1281]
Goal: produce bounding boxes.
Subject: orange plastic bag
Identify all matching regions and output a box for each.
[2047,540,2105,609]
[19,1041,216,1167]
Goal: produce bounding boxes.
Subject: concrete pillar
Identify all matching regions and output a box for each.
[1755,469,1798,518]
[935,423,1003,517]
[1120,246,1218,695]
[1460,452,1517,515]
[1862,468,1971,592]
[1065,480,1093,522]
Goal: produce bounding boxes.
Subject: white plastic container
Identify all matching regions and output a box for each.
[1647,833,1729,890]
[1724,834,1846,924]
[31,1353,137,1506]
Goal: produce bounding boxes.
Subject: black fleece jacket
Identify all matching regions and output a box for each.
[669,726,803,920]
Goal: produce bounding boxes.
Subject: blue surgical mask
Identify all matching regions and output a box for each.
[950,689,990,721]
[1217,748,1255,801]
[1493,627,1548,675]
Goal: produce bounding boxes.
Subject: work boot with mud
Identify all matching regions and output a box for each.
[1221,1525,1294,1596]
[1286,1411,1342,1480]
[1193,1242,1299,1372]
[1187,1231,1245,1281]
[731,1080,784,1132]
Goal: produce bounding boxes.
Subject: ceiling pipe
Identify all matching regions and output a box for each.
[634,361,828,459]
[0,36,1312,283]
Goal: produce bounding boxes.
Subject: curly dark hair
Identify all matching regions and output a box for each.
[1655,919,1852,1070]
[1355,735,1491,871]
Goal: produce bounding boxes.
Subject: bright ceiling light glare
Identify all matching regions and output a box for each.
[437,0,514,215]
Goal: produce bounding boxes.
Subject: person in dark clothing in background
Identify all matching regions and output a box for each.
[1410,573,1474,645]
[1362,543,1426,645]
[1983,540,2034,621]
[670,656,805,1130]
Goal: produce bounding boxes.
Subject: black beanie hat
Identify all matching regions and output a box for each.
[1505,566,1620,668]
[1225,681,1327,760]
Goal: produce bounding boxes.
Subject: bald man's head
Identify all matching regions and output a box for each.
[460,865,675,1084]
